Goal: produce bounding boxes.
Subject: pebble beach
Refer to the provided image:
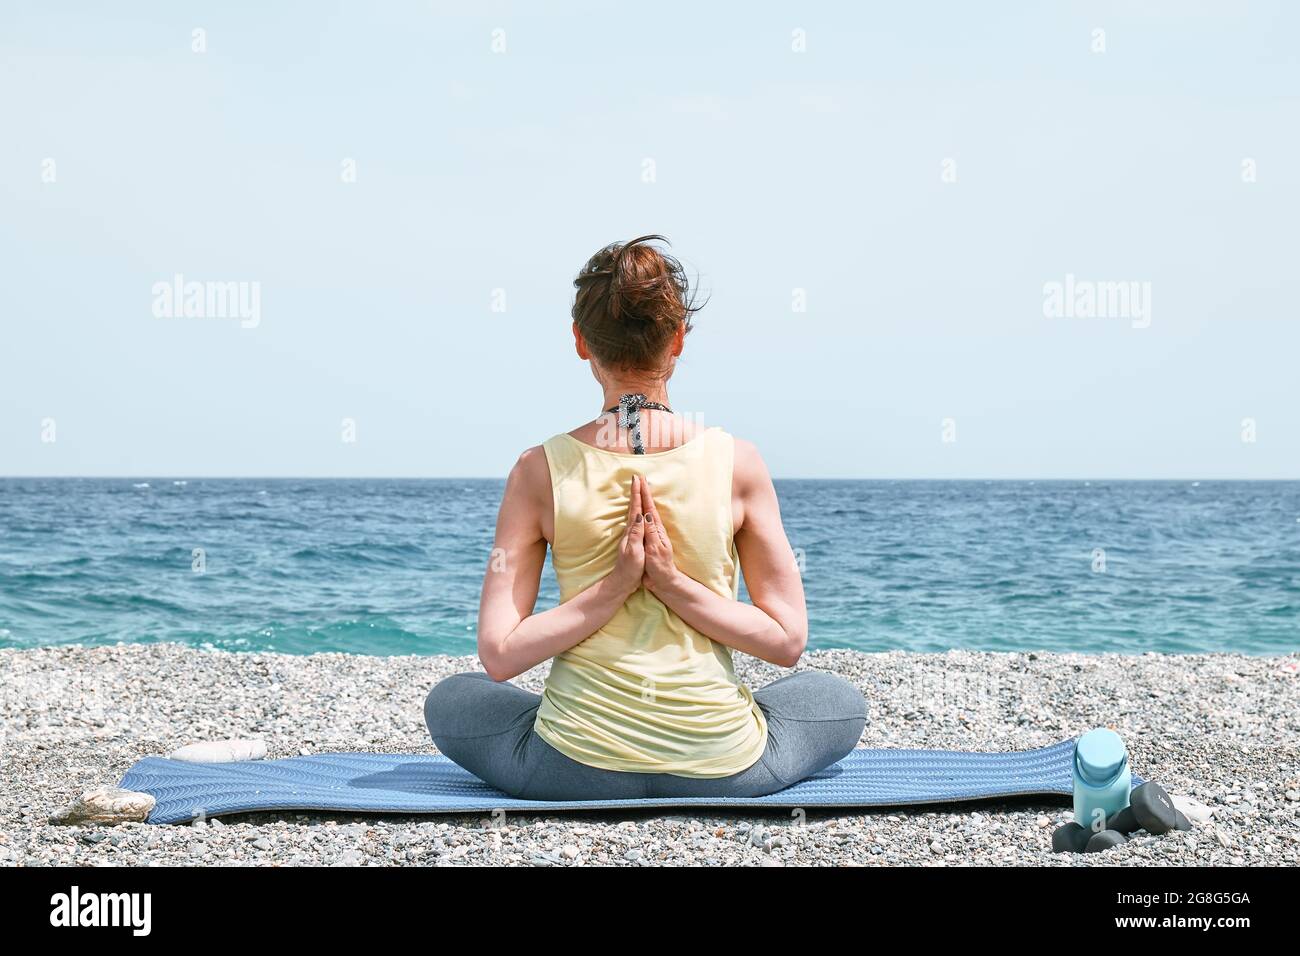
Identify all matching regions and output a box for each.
[2,644,1297,867]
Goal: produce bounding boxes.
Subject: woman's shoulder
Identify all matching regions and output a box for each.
[505,443,552,496]
[727,430,758,462]
[728,433,772,493]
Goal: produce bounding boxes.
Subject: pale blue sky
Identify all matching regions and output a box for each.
[2,1,1297,478]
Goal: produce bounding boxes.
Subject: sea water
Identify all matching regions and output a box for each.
[1,479,1296,656]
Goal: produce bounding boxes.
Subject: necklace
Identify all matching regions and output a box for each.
[604,393,673,455]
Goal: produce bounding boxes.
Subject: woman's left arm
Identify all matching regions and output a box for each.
[641,441,808,667]
[476,451,646,681]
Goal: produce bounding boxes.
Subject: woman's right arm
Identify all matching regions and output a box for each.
[476,452,645,681]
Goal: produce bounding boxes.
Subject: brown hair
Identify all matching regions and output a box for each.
[571,234,702,371]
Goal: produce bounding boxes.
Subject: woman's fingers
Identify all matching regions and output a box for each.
[625,476,644,540]
[641,478,656,545]
[629,475,643,522]
[641,478,658,521]
[641,479,668,550]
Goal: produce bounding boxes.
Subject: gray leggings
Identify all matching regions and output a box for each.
[424,670,868,800]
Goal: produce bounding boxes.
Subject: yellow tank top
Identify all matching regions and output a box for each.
[533,426,768,777]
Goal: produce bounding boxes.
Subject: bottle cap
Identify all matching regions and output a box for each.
[1075,728,1127,786]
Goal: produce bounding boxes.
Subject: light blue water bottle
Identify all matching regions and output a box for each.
[1072,728,1131,832]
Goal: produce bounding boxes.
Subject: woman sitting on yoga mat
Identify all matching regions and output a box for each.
[424,235,867,799]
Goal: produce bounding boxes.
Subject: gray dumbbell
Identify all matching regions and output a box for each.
[1106,782,1194,835]
[1052,822,1091,854]
[1128,782,1179,835]
[1106,805,1139,833]
[1084,829,1128,853]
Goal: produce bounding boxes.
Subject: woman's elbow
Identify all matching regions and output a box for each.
[771,625,807,668]
[479,655,512,682]
[477,636,514,682]
[772,645,804,669]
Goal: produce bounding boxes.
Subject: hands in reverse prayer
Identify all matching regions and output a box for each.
[610,475,680,599]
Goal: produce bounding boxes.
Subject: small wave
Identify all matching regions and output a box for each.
[115,548,200,567]
[173,480,187,486]
[247,618,428,654]
[0,569,96,585]
[133,482,150,489]
[80,591,190,614]
[290,541,427,566]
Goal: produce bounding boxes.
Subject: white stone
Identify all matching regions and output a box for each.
[51,787,155,826]
[168,739,268,763]
[1172,794,1214,824]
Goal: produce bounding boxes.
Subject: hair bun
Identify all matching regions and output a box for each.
[571,235,704,370]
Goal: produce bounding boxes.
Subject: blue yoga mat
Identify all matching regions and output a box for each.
[119,738,1125,824]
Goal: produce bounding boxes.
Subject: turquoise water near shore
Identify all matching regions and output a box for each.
[1,479,1297,656]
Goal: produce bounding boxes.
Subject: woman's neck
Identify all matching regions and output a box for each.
[599,382,671,413]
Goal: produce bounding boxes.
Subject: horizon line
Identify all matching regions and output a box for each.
[3,475,1298,483]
